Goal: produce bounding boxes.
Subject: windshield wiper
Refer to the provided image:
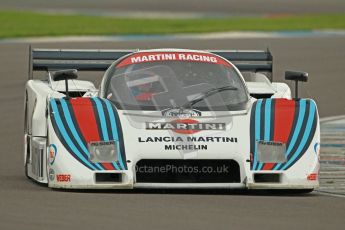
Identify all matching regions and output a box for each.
[181,85,238,109]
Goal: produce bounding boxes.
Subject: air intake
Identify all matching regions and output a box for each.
[254,173,281,183]
[95,173,122,183]
[136,159,240,183]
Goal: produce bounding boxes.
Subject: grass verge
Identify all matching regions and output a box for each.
[0,10,345,38]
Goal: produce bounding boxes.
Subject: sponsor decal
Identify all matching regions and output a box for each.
[49,168,55,181]
[314,142,320,155]
[117,52,232,68]
[314,142,321,161]
[165,144,207,151]
[138,136,238,151]
[138,136,237,143]
[146,119,226,134]
[48,144,57,165]
[257,140,284,147]
[161,108,201,118]
[56,174,71,182]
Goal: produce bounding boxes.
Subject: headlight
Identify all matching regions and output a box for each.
[257,140,286,163]
[88,141,118,163]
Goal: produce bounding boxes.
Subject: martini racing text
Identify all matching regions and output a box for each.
[131,53,218,64]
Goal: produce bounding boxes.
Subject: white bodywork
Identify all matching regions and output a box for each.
[24,49,320,190]
[24,79,97,183]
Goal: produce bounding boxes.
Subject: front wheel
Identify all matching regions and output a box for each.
[291,189,314,194]
[24,134,30,179]
[270,189,315,195]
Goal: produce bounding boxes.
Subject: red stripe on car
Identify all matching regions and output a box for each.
[70,98,115,170]
[264,99,296,170]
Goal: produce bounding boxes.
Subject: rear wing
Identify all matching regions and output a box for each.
[29,48,273,80]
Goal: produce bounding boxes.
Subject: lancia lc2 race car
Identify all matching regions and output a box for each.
[24,48,320,191]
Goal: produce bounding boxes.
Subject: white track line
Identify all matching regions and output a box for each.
[1,30,345,44]
[315,191,345,198]
[320,115,345,123]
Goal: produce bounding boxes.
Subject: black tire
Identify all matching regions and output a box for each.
[270,189,315,195]
[292,189,314,194]
[24,134,30,179]
[24,91,30,179]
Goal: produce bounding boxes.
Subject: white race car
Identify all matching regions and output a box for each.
[24,48,320,191]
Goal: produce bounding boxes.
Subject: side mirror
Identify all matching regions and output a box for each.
[52,69,78,99]
[285,70,308,99]
[52,69,78,81]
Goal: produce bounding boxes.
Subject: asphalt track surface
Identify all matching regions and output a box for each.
[1,0,345,15]
[0,36,345,230]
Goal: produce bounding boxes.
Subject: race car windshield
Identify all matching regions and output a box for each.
[105,55,249,111]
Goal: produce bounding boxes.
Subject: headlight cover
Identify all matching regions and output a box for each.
[88,141,118,163]
[257,140,286,163]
